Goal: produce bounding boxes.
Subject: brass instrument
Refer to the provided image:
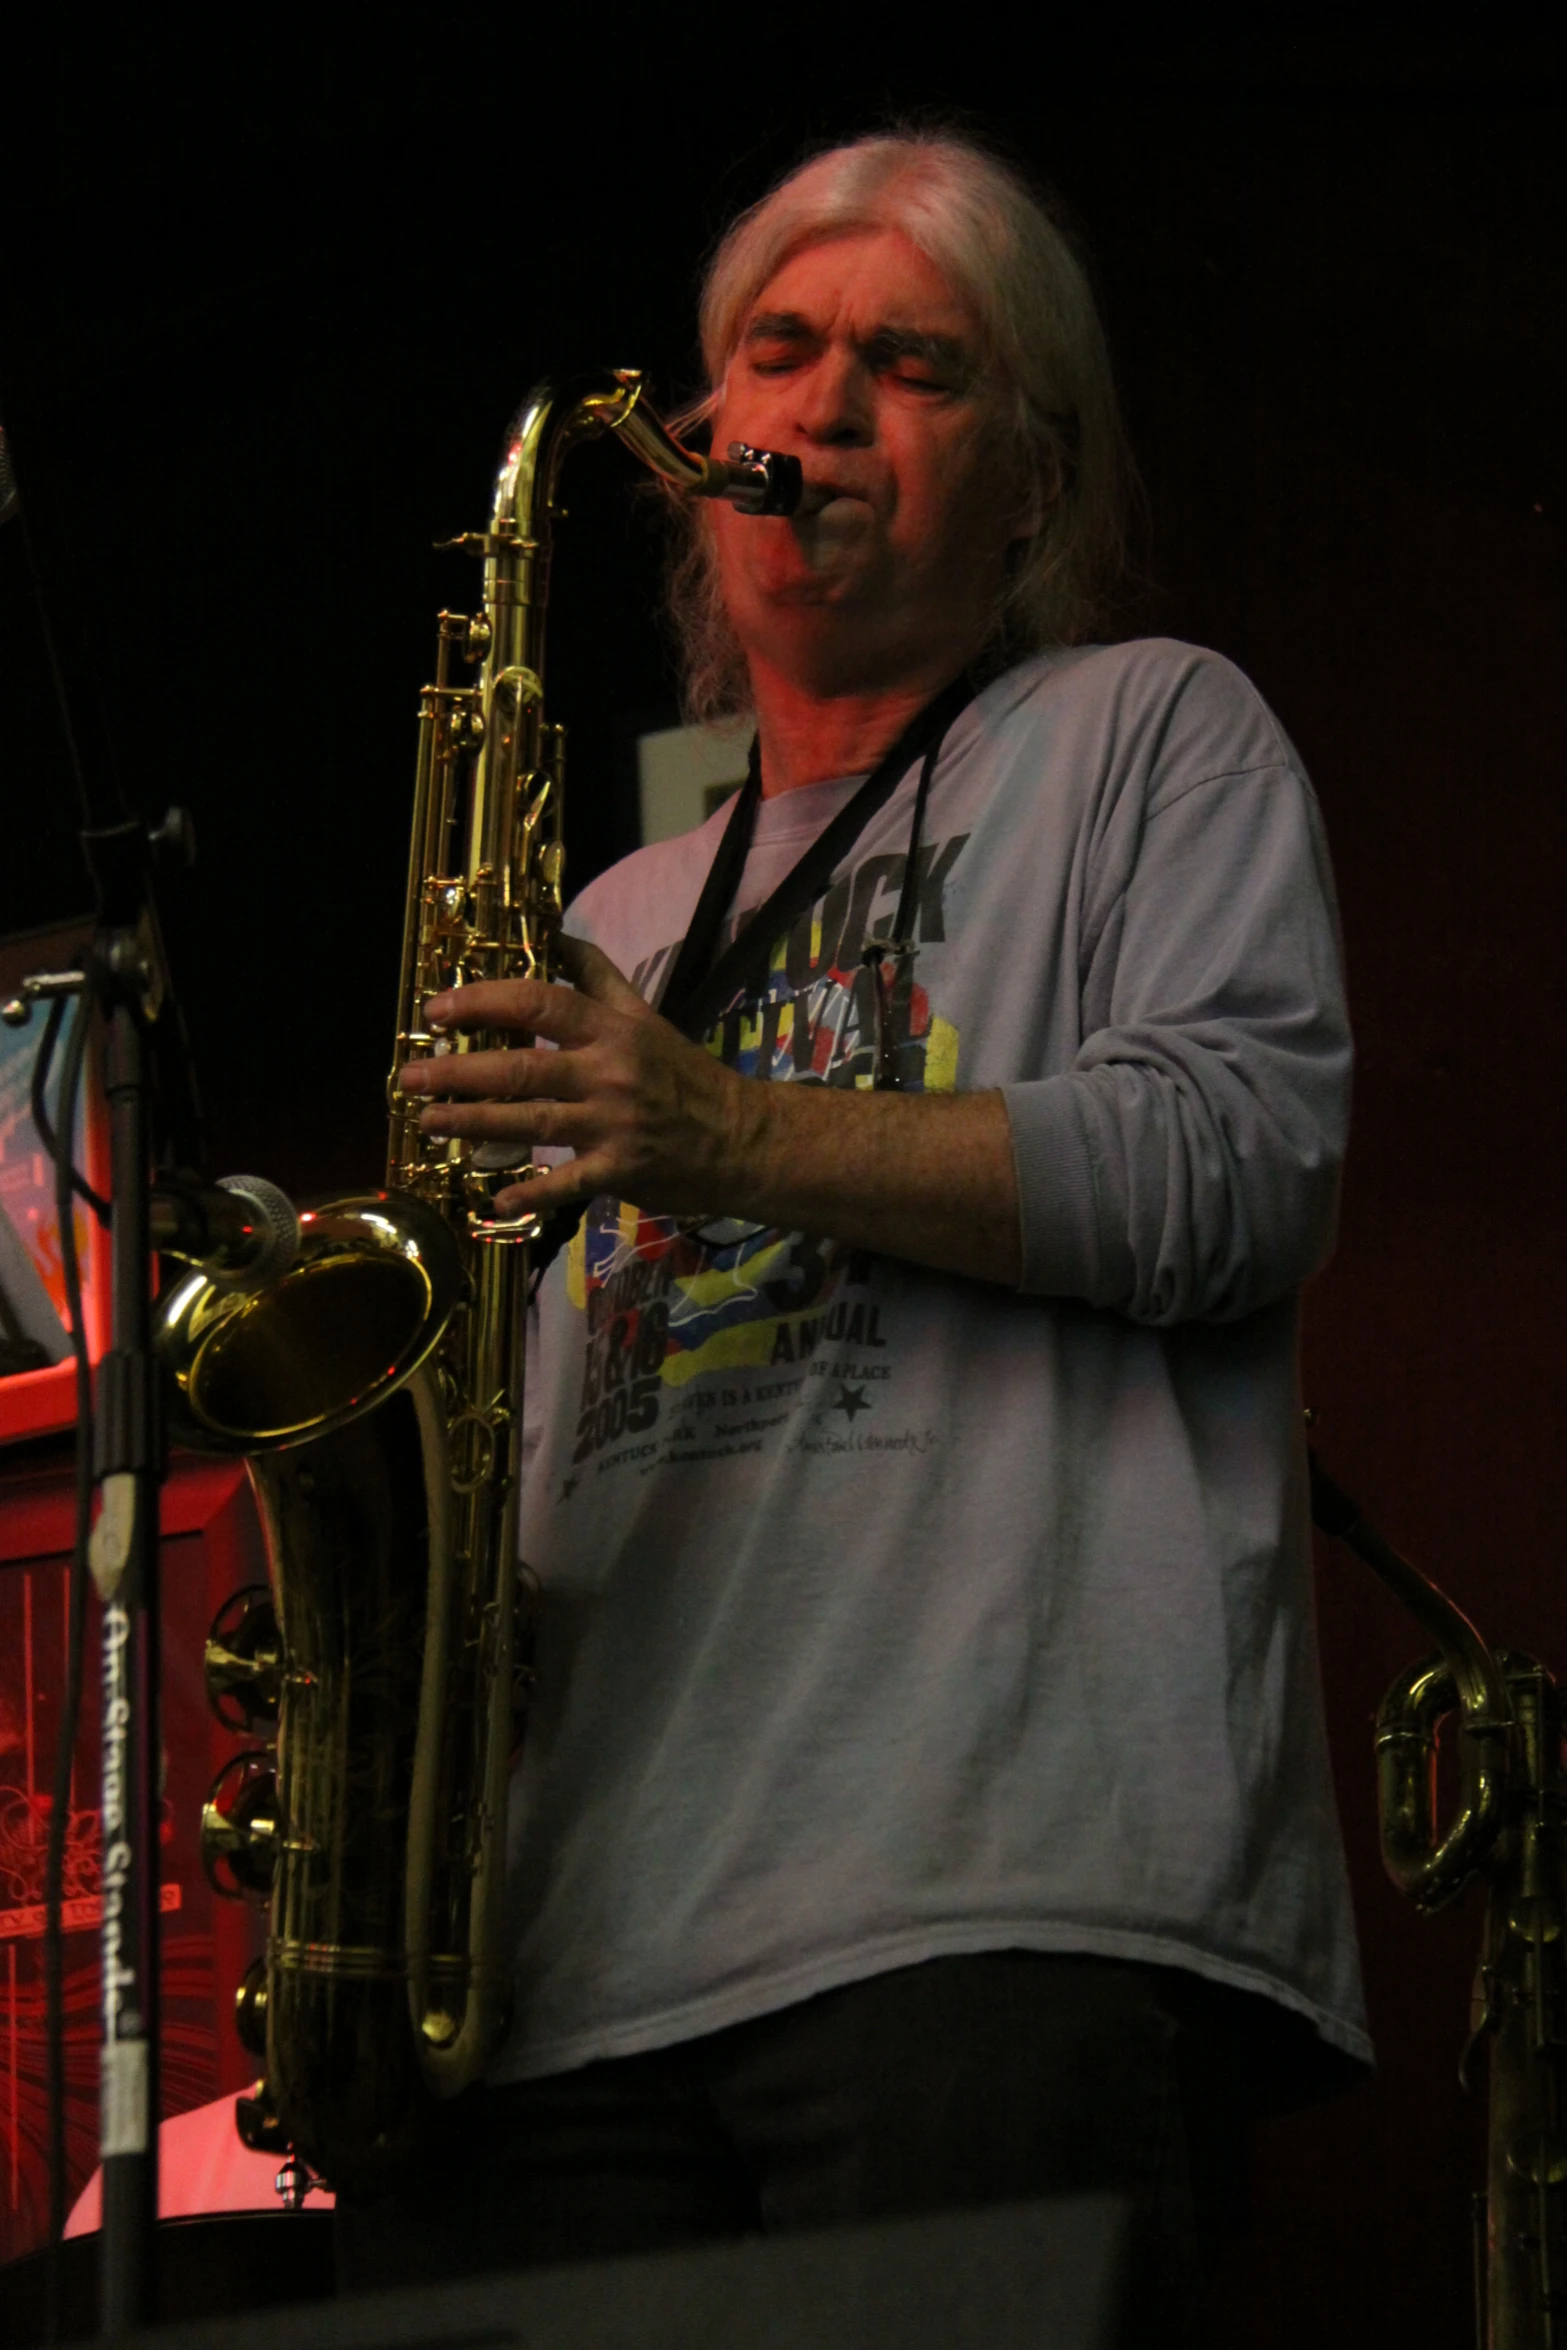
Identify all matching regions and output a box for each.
[154,374,801,2190]
[1312,1457,1566,2349]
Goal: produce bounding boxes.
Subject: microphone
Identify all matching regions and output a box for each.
[150,1173,300,1284]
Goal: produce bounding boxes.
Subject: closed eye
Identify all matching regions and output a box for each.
[742,312,819,376]
[864,330,971,393]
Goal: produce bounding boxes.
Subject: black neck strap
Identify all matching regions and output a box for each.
[656,671,976,1042]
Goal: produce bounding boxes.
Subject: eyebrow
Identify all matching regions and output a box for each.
[742,311,975,380]
[742,309,821,350]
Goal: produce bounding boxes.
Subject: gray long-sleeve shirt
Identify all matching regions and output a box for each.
[498,638,1369,2083]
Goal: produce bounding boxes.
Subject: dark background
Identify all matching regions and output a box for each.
[2,24,1563,2345]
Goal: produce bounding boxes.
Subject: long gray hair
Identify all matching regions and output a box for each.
[667,129,1135,721]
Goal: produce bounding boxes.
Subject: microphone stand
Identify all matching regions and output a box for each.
[6,824,192,2341]
[84,829,166,2342]
[0,385,200,2340]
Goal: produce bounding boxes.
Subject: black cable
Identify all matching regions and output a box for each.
[31,991,112,1227]
[526,1204,586,1305]
[863,727,948,1094]
[4,413,113,835]
[43,995,95,2345]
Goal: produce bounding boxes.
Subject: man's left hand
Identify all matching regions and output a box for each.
[398,934,1023,1285]
[398,937,760,1223]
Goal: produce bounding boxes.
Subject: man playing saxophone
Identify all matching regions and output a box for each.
[366,128,1368,2335]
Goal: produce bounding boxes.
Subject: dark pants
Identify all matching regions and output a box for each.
[336,1951,1259,2340]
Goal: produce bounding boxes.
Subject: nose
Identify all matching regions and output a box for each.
[793,346,873,449]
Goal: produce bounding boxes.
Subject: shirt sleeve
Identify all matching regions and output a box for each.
[1002,753,1352,1325]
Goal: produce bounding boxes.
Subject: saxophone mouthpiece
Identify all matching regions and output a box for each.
[717,442,805,518]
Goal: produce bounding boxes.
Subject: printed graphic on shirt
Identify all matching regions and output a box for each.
[632,831,966,1094]
[559,834,968,1487]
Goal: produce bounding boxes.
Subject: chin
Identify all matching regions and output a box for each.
[744,548,877,612]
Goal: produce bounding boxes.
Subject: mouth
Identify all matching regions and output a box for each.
[795,480,864,518]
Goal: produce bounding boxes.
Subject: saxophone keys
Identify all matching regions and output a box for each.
[200,1751,281,1901]
[203,1585,283,1732]
[234,1955,269,2057]
[235,2080,290,2157]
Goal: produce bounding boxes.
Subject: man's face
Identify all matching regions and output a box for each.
[708,227,1033,698]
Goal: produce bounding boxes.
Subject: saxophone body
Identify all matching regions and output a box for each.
[1313,1461,1567,2348]
[154,377,801,2188]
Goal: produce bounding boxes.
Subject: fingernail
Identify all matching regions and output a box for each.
[399,1065,427,1094]
[420,1110,450,1136]
[426,993,454,1023]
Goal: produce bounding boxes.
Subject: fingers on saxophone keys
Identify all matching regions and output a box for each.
[425,979,596,1041]
[494,1164,592,1219]
[400,1047,577,1100]
[418,1100,563,1143]
[424,982,538,1030]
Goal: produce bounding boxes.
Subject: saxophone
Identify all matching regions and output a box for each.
[1311,1457,1566,2349]
[154,375,801,2190]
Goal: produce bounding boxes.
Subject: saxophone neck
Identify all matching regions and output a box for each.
[496,368,807,529]
[442,370,806,676]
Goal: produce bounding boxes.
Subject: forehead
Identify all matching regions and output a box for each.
[742,224,977,341]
